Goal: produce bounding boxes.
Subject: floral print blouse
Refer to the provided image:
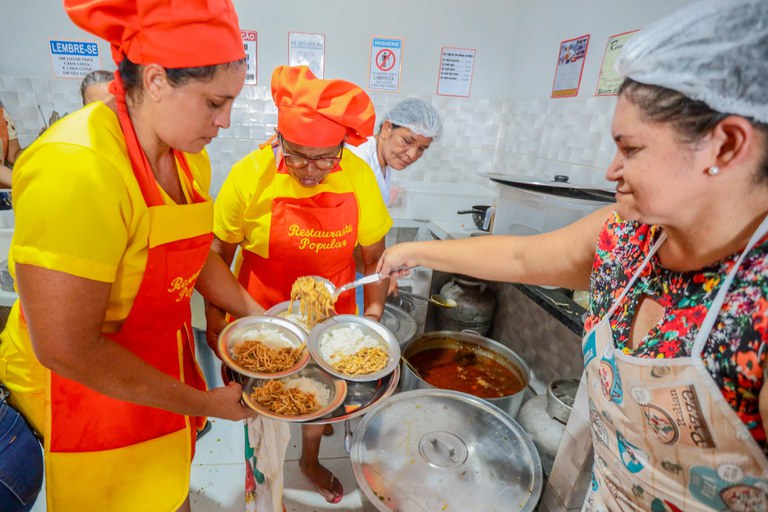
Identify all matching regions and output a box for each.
[584,212,768,451]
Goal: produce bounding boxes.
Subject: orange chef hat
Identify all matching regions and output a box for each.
[64,0,245,68]
[272,66,375,147]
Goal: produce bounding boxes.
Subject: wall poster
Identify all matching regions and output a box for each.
[595,30,639,96]
[436,47,475,97]
[288,32,325,78]
[49,39,101,78]
[368,37,403,92]
[241,30,258,85]
[551,34,590,98]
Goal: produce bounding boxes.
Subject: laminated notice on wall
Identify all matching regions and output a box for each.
[49,40,101,79]
[241,30,258,85]
[595,30,638,96]
[289,32,325,79]
[368,37,402,92]
[437,47,475,97]
[551,34,590,98]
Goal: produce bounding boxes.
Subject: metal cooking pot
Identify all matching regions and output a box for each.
[351,389,542,511]
[400,330,530,419]
[381,301,418,347]
[457,204,492,231]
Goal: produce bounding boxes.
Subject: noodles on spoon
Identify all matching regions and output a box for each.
[290,276,334,328]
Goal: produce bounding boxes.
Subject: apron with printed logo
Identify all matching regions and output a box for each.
[581,216,768,512]
[44,149,212,510]
[236,158,359,313]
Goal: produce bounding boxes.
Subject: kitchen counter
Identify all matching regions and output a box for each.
[425,220,586,336]
[512,284,586,336]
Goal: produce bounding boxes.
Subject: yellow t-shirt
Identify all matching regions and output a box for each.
[9,102,211,327]
[0,102,212,416]
[214,144,392,261]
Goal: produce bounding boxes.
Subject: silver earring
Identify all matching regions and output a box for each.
[707,165,719,176]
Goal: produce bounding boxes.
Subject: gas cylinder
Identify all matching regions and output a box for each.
[517,379,579,476]
[435,275,496,335]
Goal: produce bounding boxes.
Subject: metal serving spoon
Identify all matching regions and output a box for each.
[309,267,415,302]
[396,289,458,308]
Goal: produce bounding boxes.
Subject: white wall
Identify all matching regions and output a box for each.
[1,0,698,195]
[2,0,695,101]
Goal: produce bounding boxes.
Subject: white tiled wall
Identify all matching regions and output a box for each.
[0,76,618,196]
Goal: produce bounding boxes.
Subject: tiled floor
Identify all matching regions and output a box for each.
[30,348,369,512]
[191,416,367,512]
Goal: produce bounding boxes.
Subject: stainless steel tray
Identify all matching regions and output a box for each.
[226,364,400,425]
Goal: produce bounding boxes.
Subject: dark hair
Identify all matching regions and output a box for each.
[619,78,768,182]
[118,57,246,99]
[80,70,113,105]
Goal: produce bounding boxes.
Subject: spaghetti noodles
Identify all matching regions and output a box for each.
[332,346,388,376]
[233,340,305,373]
[290,276,334,328]
[251,379,322,415]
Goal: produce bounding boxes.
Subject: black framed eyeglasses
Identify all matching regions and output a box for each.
[278,134,344,170]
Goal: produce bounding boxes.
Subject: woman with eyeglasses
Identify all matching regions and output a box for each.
[208,65,391,509]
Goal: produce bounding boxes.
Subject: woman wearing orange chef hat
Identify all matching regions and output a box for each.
[0,0,263,510]
[207,65,392,508]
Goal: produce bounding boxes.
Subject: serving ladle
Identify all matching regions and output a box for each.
[309,268,414,302]
[396,289,458,308]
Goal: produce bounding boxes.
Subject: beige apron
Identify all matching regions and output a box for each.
[581,215,768,512]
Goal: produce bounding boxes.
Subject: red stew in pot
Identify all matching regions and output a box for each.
[408,347,524,399]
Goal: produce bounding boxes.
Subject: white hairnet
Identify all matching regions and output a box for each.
[383,98,442,139]
[616,0,768,123]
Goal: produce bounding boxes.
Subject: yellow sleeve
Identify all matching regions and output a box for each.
[345,152,392,247]
[214,150,259,245]
[12,142,134,283]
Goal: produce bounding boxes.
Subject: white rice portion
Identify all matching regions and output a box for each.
[283,376,331,407]
[319,326,384,364]
[236,327,292,351]
[278,311,311,332]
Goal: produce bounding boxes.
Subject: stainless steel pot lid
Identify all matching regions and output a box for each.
[350,389,543,512]
[482,172,615,202]
[382,303,418,346]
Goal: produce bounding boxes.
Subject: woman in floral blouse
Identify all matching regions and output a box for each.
[377,1,768,510]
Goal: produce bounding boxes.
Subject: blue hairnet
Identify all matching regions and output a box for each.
[383,98,442,139]
[616,0,768,123]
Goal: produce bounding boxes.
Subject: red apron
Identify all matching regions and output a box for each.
[0,107,9,164]
[44,84,212,511]
[236,167,359,313]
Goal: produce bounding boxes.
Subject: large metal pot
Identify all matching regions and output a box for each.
[351,389,542,511]
[401,330,529,419]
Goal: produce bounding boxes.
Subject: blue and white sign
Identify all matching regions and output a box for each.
[368,37,402,92]
[49,40,101,79]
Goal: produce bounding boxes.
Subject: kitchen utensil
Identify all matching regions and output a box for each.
[36,105,48,129]
[308,314,400,382]
[399,355,421,378]
[350,389,543,512]
[396,289,457,308]
[217,315,310,379]
[400,330,530,419]
[457,204,493,231]
[309,266,415,302]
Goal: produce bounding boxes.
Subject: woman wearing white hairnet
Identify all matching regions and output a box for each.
[349,98,441,206]
[377,1,768,510]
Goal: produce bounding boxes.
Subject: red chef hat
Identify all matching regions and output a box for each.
[272,66,375,147]
[64,0,245,67]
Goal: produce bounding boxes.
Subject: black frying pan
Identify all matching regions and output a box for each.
[457,205,492,231]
